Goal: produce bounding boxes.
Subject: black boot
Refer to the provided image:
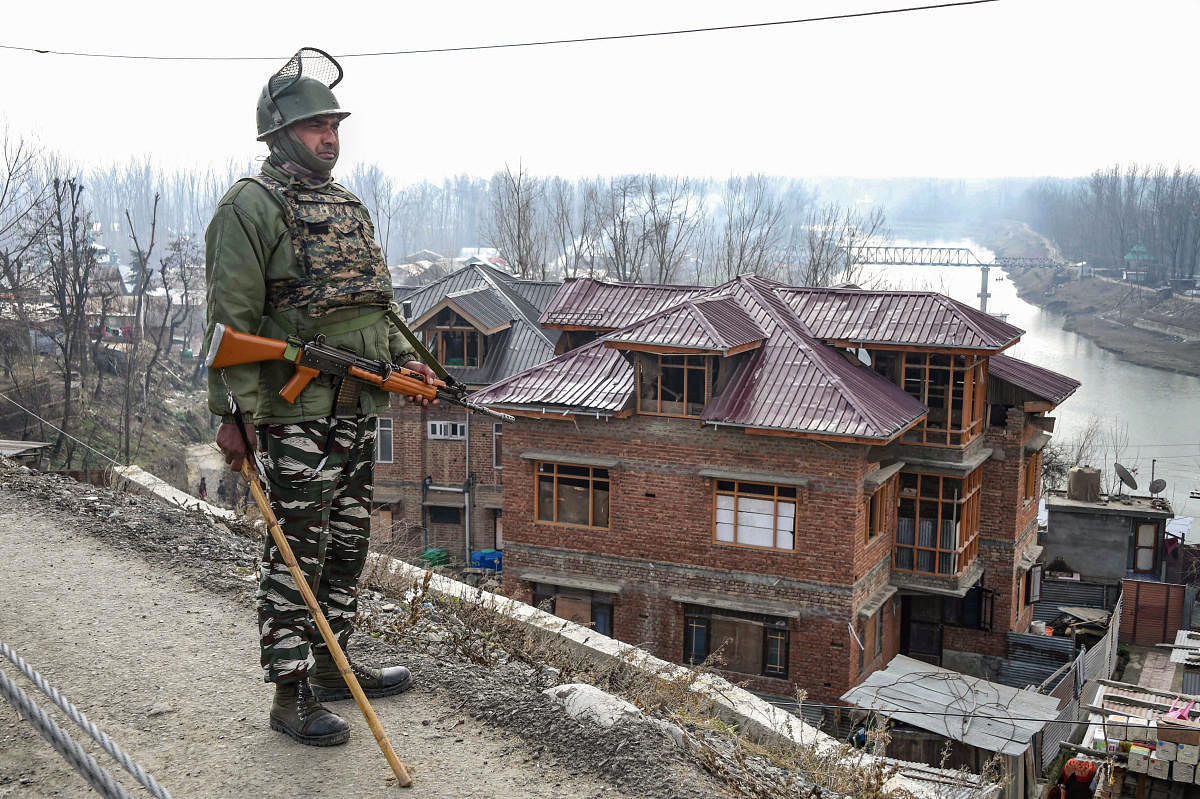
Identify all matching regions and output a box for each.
[269,678,351,746]
[310,651,413,701]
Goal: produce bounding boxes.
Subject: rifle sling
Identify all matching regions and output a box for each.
[385,308,461,390]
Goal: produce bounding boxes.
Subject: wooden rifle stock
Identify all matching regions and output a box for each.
[207,323,289,369]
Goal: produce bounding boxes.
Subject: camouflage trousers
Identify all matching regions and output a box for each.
[255,416,376,684]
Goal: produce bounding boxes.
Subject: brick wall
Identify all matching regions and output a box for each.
[498,412,898,703]
[372,400,505,564]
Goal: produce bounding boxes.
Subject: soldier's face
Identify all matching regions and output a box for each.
[292,116,340,162]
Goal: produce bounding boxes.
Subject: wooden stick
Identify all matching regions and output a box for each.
[241,461,412,788]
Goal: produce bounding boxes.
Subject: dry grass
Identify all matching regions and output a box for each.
[355,560,996,799]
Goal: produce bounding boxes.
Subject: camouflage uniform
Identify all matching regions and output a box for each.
[204,160,416,684]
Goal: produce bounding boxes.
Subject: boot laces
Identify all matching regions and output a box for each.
[296,679,321,721]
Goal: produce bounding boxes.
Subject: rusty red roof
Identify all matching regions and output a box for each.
[778,287,1022,351]
[539,277,708,330]
[604,296,766,354]
[474,275,931,440]
[989,353,1080,405]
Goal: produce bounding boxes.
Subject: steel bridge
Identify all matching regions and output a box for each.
[846,246,988,267]
[843,245,1001,312]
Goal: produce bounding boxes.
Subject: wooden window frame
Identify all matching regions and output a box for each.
[712,479,798,552]
[885,351,987,448]
[535,461,611,529]
[1133,522,1158,573]
[894,469,982,577]
[683,605,789,679]
[1023,451,1041,504]
[865,476,896,545]
[763,628,789,678]
[423,309,486,368]
[376,417,393,464]
[637,354,710,418]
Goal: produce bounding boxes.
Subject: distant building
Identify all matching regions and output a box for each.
[373,263,560,562]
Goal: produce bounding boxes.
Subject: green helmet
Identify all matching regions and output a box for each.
[255,47,350,142]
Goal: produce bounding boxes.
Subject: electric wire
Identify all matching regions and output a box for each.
[0,643,173,799]
[0,392,123,468]
[0,1,1000,62]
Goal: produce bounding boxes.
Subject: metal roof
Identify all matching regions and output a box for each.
[0,439,51,457]
[605,296,766,353]
[539,277,708,330]
[988,354,1081,405]
[391,263,557,387]
[841,654,1061,756]
[473,340,633,413]
[779,287,1024,351]
[444,286,513,328]
[476,275,930,440]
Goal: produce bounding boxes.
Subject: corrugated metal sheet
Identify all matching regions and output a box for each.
[841,655,1060,756]
[478,275,931,439]
[388,264,558,386]
[446,287,513,331]
[779,287,1024,351]
[1034,581,1109,623]
[605,296,765,353]
[539,277,708,329]
[989,354,1081,405]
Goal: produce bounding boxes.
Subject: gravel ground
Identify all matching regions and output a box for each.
[0,461,733,799]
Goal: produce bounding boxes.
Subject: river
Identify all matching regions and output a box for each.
[856,238,1200,521]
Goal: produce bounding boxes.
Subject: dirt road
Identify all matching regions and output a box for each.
[0,494,650,799]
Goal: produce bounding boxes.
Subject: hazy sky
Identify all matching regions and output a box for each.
[3,0,1197,182]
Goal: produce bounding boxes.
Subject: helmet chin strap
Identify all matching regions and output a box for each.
[268,127,337,183]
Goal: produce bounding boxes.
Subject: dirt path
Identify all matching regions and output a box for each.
[0,497,646,799]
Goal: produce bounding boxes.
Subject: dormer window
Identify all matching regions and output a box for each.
[424,308,485,367]
[637,354,711,417]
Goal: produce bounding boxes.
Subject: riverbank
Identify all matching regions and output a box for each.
[975,221,1200,378]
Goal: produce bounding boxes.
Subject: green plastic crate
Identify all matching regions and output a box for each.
[420,547,449,567]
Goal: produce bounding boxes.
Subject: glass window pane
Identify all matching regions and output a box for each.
[736,496,776,547]
[717,480,735,492]
[1136,548,1154,570]
[895,548,914,569]
[557,478,590,525]
[917,550,936,572]
[558,464,589,477]
[592,486,609,528]
[778,486,797,498]
[537,477,554,521]
[740,482,774,496]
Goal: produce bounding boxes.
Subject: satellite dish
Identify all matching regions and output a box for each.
[1114,462,1138,492]
[1150,478,1167,496]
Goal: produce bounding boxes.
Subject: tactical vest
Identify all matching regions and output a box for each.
[244,173,392,317]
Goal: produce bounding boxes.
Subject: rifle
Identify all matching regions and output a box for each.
[205,323,515,422]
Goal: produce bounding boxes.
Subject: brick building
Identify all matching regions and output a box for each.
[471,275,1080,703]
[372,263,559,563]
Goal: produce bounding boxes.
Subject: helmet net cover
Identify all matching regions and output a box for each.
[267,47,343,102]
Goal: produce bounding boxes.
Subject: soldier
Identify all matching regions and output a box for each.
[204,48,431,747]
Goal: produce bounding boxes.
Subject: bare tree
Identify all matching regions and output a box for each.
[488,164,549,278]
[345,163,399,264]
[708,175,785,281]
[793,202,890,287]
[643,175,703,284]
[548,177,599,279]
[594,175,649,282]
[121,195,159,464]
[41,174,99,465]
[0,127,52,382]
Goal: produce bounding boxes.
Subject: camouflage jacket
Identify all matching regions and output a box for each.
[204,161,416,424]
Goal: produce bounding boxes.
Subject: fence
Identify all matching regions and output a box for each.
[1036,593,1123,768]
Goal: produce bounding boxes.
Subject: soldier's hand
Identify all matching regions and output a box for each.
[401,361,438,406]
[216,421,257,472]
